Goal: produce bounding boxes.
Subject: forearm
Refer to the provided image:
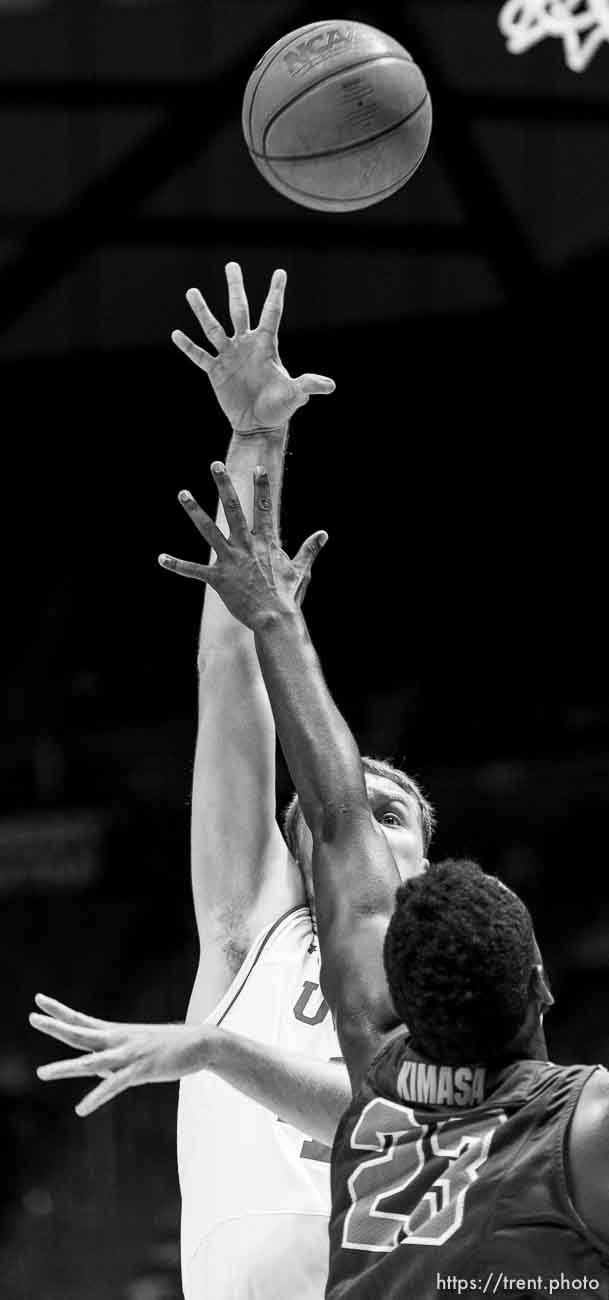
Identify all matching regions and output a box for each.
[254,610,368,838]
[205,1025,349,1146]
[253,609,399,963]
[191,426,291,919]
[32,1006,352,1132]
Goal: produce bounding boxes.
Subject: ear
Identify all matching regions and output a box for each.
[530,963,554,1016]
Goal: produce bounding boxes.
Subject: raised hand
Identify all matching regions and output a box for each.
[172,262,335,432]
[30,993,215,1117]
[159,462,328,626]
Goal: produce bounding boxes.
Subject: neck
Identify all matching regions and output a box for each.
[509,1020,548,1062]
[498,996,549,1063]
[408,1019,549,1069]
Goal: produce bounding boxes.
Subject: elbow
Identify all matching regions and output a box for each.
[310,799,371,848]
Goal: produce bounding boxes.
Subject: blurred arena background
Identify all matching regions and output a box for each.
[0,1,608,1296]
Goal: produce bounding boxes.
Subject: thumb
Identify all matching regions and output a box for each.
[293,532,328,607]
[294,530,329,568]
[294,373,336,400]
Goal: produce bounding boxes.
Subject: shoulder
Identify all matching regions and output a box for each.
[566,1066,609,1246]
[568,1066,609,1146]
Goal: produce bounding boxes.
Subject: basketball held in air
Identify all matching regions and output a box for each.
[242,19,432,213]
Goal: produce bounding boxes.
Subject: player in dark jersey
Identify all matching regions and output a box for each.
[155,463,609,1300]
[327,858,608,1299]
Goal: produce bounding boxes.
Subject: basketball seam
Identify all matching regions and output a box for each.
[254,91,430,163]
[251,51,418,153]
[261,143,428,208]
[244,20,348,149]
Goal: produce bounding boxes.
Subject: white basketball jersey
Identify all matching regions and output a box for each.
[177,905,341,1300]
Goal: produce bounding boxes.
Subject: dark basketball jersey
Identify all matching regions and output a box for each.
[327,1034,609,1300]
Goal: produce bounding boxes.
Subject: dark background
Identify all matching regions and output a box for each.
[1,2,608,1297]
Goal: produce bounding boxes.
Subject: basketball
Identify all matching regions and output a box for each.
[242,19,432,213]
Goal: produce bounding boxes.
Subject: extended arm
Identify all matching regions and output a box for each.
[160,467,400,1084]
[30,994,350,1145]
[190,426,291,978]
[255,609,401,1076]
[172,265,334,1014]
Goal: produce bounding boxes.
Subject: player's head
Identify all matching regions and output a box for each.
[383,858,554,1065]
[283,757,435,910]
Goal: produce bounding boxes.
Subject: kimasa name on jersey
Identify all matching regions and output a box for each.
[397,1060,486,1107]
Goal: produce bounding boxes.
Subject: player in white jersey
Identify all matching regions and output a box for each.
[33,264,345,1300]
[164,263,336,1300]
[30,264,434,1300]
[178,906,337,1300]
[170,264,342,1299]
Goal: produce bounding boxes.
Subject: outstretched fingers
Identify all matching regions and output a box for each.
[252,467,276,541]
[34,993,108,1029]
[211,463,250,542]
[293,373,336,409]
[257,268,287,339]
[75,1066,134,1117]
[225,261,250,335]
[294,531,329,568]
[37,1047,125,1082]
[158,554,215,583]
[177,489,230,557]
[160,466,253,580]
[29,1013,108,1051]
[296,528,328,579]
[185,287,228,352]
[292,530,329,606]
[171,330,215,372]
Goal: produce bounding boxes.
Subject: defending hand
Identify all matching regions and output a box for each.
[159,462,328,626]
